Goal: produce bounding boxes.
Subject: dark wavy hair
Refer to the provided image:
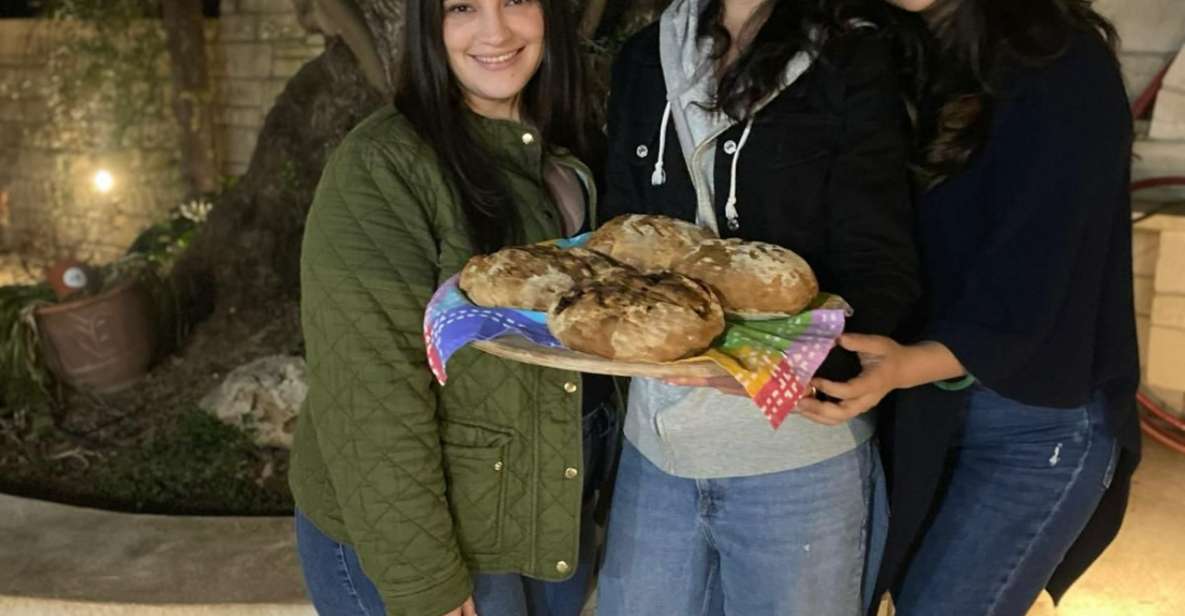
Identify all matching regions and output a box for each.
[915,0,1119,188]
[395,0,596,254]
[697,0,913,121]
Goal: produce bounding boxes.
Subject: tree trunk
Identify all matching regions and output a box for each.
[170,0,398,319]
[168,0,636,334]
[160,0,219,197]
[170,39,384,323]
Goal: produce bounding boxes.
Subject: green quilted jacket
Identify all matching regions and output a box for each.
[290,106,596,616]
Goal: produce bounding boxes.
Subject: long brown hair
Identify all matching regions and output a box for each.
[395,0,596,254]
[698,0,911,121]
[916,0,1119,188]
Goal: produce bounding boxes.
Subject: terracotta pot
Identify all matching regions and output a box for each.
[35,281,157,394]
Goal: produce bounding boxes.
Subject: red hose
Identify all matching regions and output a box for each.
[1131,176,1185,192]
[1131,63,1171,119]
[1125,59,1185,454]
[1137,390,1185,455]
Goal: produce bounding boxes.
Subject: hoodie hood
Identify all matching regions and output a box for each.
[655,0,817,232]
[658,0,816,119]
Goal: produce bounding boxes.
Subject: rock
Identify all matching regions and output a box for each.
[199,355,306,449]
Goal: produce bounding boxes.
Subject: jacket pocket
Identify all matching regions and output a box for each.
[439,421,512,555]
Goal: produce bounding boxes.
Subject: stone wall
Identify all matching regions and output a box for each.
[0,0,323,262]
[0,0,1181,264]
[214,0,325,177]
[1097,0,1185,102]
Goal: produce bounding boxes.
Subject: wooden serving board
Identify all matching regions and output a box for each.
[471,337,729,379]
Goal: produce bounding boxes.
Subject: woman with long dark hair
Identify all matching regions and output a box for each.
[595,0,921,613]
[798,1,1141,613]
[288,1,611,615]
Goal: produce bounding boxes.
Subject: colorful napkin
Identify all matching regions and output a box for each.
[424,236,849,428]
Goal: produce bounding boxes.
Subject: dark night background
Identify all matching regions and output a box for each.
[0,0,221,18]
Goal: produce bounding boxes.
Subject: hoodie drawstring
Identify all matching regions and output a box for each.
[647,103,752,232]
[723,117,754,231]
[651,102,672,186]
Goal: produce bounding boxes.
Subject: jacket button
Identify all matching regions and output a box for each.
[723,140,738,155]
[635,145,648,158]
[522,132,535,145]
[556,560,570,574]
[564,467,579,480]
[493,461,504,472]
[563,382,578,394]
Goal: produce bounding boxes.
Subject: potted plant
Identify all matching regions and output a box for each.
[33,257,159,394]
[0,282,57,423]
[7,198,210,396]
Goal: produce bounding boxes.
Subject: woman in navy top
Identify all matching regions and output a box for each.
[798,1,1142,614]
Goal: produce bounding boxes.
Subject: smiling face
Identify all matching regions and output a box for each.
[442,0,546,120]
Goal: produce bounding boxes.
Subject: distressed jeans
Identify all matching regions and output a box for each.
[597,439,887,616]
[893,385,1119,616]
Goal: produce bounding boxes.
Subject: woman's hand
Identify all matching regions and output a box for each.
[443,596,477,616]
[796,334,906,426]
[665,375,749,397]
[796,335,967,426]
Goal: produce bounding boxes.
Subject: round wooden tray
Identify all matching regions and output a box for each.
[472,337,729,379]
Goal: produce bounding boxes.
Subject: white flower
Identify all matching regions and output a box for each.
[178,199,213,224]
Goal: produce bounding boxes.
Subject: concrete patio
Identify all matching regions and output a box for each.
[1,437,1182,615]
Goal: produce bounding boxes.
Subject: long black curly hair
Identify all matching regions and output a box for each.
[696,0,918,121]
[914,0,1119,188]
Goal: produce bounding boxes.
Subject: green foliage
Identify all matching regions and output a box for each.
[44,0,168,147]
[93,407,293,513]
[0,284,57,425]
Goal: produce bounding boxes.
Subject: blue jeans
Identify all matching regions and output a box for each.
[295,404,614,616]
[597,439,887,616]
[893,386,1119,616]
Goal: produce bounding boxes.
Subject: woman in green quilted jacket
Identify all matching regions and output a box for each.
[289,1,614,615]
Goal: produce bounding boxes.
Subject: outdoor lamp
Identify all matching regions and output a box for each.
[93,169,115,193]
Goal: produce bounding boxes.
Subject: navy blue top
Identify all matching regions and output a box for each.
[916,33,1139,421]
[876,33,1143,606]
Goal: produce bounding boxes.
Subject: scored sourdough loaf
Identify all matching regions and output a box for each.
[586,214,715,271]
[673,238,818,315]
[460,244,630,311]
[548,271,725,362]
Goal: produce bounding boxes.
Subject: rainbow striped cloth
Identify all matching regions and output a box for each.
[424,236,849,428]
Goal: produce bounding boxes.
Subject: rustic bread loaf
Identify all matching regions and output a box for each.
[673,238,818,315]
[586,214,714,271]
[548,271,725,362]
[459,245,628,311]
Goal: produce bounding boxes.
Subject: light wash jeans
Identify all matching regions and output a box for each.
[893,386,1119,616]
[597,439,887,616]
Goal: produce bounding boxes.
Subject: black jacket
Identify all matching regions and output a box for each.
[603,24,921,380]
[876,33,1142,607]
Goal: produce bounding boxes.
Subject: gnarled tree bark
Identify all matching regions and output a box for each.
[169,0,644,334]
[161,0,219,197]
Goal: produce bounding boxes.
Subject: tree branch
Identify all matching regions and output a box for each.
[579,0,610,40]
[312,0,391,95]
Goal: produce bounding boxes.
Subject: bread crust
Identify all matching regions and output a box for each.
[460,245,628,311]
[586,214,715,271]
[673,238,818,315]
[548,271,725,362]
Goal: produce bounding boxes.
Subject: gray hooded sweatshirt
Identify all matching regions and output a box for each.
[622,0,875,479]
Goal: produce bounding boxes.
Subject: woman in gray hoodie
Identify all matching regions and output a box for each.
[595,0,920,614]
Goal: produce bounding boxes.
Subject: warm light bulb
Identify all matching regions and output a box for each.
[93,170,115,193]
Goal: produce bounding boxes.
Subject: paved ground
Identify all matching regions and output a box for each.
[3,437,1183,615]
